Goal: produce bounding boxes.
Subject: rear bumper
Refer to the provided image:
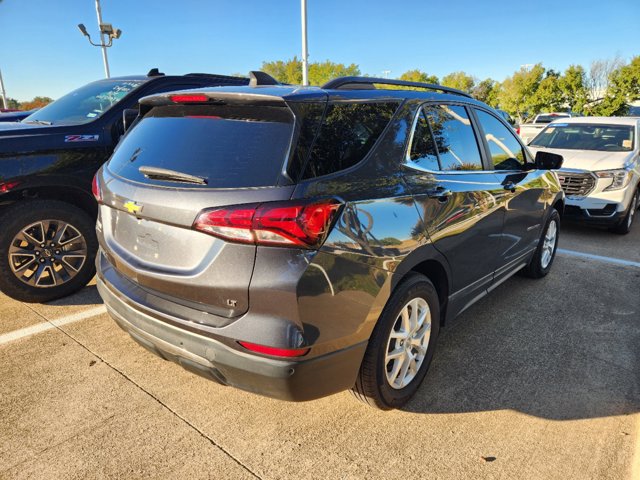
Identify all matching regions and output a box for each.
[97,271,367,402]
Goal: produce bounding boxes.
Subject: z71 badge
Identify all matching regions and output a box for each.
[65,134,99,142]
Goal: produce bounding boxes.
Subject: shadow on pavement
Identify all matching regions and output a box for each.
[44,285,103,307]
[404,261,640,420]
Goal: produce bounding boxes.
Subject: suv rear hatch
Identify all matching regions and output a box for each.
[98,92,310,322]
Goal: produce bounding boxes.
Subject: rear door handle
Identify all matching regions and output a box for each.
[426,186,452,201]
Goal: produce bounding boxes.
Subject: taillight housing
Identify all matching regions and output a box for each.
[193,199,342,249]
[92,174,102,203]
[170,94,209,103]
[0,180,20,194]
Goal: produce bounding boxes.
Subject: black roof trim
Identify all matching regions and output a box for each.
[321,76,473,98]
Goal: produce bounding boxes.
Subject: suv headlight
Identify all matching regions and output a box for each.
[595,169,632,191]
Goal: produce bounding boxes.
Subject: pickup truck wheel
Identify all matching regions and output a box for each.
[610,190,638,235]
[522,209,560,279]
[0,200,97,303]
[351,273,440,410]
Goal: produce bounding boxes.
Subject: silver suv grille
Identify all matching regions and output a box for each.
[556,172,596,197]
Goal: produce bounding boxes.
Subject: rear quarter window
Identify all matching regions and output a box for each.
[301,102,399,179]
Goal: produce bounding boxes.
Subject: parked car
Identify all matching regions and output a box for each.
[529,117,640,234]
[0,69,248,302]
[0,109,38,122]
[517,112,572,144]
[95,73,565,409]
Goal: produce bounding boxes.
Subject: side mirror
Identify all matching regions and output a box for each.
[122,108,139,133]
[535,151,563,170]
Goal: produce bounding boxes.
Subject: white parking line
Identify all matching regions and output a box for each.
[0,305,107,346]
[557,248,640,268]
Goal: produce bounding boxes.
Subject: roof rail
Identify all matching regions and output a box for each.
[321,76,473,98]
[249,71,280,87]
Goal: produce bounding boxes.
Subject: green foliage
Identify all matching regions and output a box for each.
[558,65,588,114]
[261,57,359,86]
[20,96,53,110]
[497,64,545,122]
[399,70,439,85]
[259,56,640,119]
[441,71,475,93]
[472,78,499,106]
[589,56,640,116]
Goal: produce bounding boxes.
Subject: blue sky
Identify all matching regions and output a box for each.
[1,0,639,101]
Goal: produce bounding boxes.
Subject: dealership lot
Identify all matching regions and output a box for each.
[1,224,638,480]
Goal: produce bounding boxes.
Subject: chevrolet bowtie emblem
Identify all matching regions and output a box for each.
[124,200,142,215]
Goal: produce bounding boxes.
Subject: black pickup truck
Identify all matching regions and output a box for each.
[0,69,248,302]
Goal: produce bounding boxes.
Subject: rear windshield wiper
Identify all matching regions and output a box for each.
[138,166,208,185]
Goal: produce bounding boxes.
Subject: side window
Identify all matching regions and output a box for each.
[407,110,440,171]
[303,102,398,179]
[423,105,483,171]
[475,109,526,171]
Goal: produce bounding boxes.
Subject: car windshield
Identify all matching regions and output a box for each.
[23,79,146,126]
[530,123,635,152]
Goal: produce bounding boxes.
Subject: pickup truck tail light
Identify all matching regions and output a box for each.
[193,199,342,249]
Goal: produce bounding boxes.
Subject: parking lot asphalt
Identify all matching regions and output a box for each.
[1,221,639,480]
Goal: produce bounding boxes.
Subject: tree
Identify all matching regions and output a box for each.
[261,57,359,86]
[399,70,439,85]
[4,97,21,109]
[497,64,545,122]
[20,96,53,110]
[558,65,588,114]
[531,72,563,113]
[471,78,498,106]
[309,60,360,86]
[589,56,640,116]
[586,56,625,102]
[441,71,475,93]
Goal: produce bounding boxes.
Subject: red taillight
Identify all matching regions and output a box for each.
[193,200,342,248]
[92,174,102,203]
[516,127,520,135]
[0,180,20,194]
[170,94,208,103]
[238,341,310,358]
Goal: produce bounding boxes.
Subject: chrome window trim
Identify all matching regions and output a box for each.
[403,103,492,175]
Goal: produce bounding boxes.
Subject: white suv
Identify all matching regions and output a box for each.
[529,117,640,234]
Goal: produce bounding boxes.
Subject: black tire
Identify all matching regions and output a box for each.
[609,190,638,235]
[352,273,440,410]
[522,208,560,279]
[0,200,98,303]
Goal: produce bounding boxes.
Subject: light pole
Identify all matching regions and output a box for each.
[77,0,122,78]
[301,0,309,86]
[0,69,7,110]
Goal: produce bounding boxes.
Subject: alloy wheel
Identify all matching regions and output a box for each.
[8,220,88,288]
[540,219,558,269]
[384,297,431,389]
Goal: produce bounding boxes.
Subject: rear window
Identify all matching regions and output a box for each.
[301,102,399,179]
[107,105,294,188]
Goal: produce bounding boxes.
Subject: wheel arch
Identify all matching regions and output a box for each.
[0,185,97,220]
[391,245,452,326]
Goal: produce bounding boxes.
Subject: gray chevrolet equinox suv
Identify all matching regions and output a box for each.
[95,73,565,409]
